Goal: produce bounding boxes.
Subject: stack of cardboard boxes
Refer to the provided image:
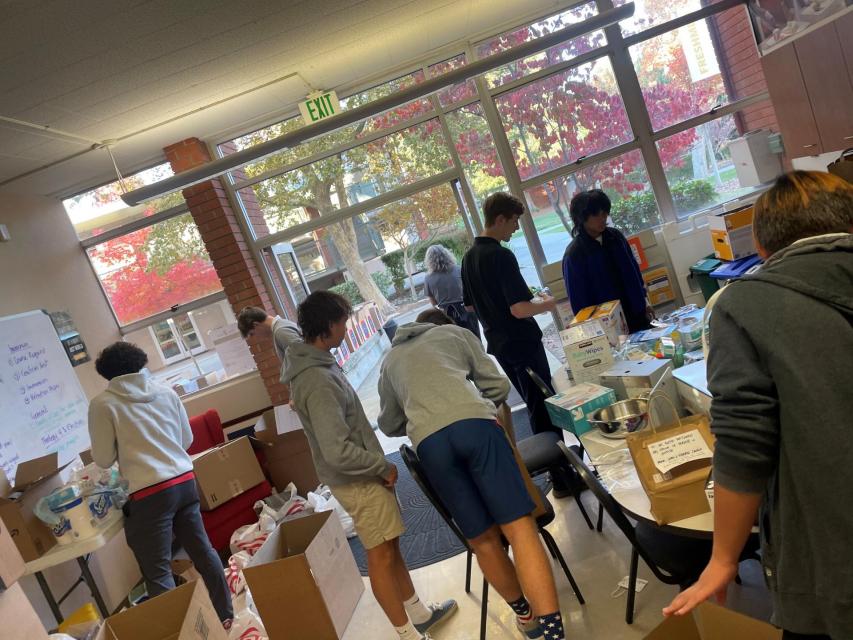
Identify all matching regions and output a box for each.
[190,436,266,510]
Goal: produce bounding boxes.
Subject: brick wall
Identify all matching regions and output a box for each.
[164,138,290,406]
[708,5,780,134]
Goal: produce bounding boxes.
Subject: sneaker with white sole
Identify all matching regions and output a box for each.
[413,600,458,635]
[516,615,544,639]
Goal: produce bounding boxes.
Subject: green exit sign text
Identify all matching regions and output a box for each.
[298,91,341,124]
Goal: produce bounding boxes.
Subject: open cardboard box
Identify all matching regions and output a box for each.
[244,510,363,640]
[0,517,25,590]
[191,436,266,511]
[645,602,781,639]
[0,452,70,561]
[95,580,227,640]
[0,582,49,640]
[253,409,319,496]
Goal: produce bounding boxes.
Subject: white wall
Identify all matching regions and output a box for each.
[0,193,120,400]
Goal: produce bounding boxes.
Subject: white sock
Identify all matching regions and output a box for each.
[394,620,422,639]
[403,593,431,625]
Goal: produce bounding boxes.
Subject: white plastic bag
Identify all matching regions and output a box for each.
[307,485,355,538]
[229,523,270,556]
[225,550,253,595]
[228,601,268,640]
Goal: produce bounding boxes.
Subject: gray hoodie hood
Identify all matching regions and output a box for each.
[106,371,159,403]
[747,233,853,316]
[281,342,337,384]
[390,322,438,346]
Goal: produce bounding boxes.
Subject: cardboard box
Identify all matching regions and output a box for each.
[244,511,364,640]
[254,410,320,495]
[643,266,677,306]
[0,582,49,640]
[544,383,617,436]
[644,602,781,639]
[709,205,756,262]
[570,300,629,348]
[627,414,715,525]
[191,436,265,511]
[97,580,228,640]
[560,322,615,385]
[0,453,68,561]
[555,300,574,328]
[79,448,94,465]
[0,518,25,590]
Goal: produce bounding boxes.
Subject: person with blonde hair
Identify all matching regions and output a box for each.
[423,244,480,338]
[664,171,853,639]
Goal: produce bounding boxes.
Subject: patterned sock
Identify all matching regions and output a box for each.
[403,593,432,625]
[539,611,564,640]
[508,596,532,617]
[394,620,422,640]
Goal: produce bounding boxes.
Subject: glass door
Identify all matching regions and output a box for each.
[150,312,205,364]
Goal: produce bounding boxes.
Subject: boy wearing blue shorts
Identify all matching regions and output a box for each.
[283,292,456,640]
[378,310,565,640]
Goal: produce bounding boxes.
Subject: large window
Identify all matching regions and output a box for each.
[85,213,221,326]
[63,163,183,240]
[495,57,633,181]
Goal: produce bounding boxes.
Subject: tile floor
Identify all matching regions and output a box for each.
[342,418,773,640]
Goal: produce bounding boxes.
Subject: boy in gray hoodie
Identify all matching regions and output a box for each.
[665,171,853,638]
[378,310,565,640]
[88,342,232,623]
[282,291,456,640]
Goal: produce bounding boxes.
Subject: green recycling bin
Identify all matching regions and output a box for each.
[689,255,722,302]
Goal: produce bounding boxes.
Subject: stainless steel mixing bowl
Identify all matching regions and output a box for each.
[588,398,649,438]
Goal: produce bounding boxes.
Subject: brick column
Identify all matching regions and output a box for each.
[164,137,289,405]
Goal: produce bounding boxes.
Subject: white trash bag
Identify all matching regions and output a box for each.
[307,485,355,538]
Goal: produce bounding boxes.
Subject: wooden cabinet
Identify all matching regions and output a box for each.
[761,13,853,157]
[795,22,853,153]
[762,44,822,155]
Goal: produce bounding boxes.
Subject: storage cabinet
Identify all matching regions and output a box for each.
[761,14,853,157]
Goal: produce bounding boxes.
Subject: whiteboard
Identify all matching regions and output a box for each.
[0,310,89,481]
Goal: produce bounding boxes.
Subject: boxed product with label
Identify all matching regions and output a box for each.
[0,453,69,561]
[191,436,265,511]
[244,511,364,640]
[644,602,780,639]
[570,300,628,348]
[254,409,320,496]
[544,383,617,436]
[560,321,615,384]
[709,205,756,262]
[95,579,227,640]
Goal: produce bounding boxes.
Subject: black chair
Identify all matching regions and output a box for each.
[400,444,585,640]
[523,367,603,531]
[558,442,720,624]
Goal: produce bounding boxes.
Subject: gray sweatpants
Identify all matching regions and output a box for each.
[123,479,232,621]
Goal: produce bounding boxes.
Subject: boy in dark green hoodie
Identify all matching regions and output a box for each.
[282,291,456,640]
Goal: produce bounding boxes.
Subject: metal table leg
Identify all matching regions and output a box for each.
[34,570,64,627]
[77,556,109,618]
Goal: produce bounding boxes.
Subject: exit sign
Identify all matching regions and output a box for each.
[298,90,341,124]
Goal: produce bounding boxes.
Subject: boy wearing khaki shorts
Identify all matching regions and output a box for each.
[282,291,456,640]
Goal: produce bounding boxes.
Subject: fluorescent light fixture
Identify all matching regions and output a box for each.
[122,3,634,206]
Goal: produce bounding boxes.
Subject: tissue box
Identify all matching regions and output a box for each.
[545,383,617,436]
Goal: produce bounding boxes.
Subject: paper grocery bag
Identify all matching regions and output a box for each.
[828,149,853,184]
[496,404,547,520]
[626,414,715,525]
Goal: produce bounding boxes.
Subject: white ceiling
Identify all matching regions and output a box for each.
[0,0,571,198]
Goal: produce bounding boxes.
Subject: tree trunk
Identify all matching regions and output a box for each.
[316,180,395,317]
[402,245,417,301]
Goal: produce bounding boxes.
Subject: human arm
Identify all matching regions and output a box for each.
[462,261,475,312]
[664,294,777,615]
[509,295,557,319]
[88,401,118,468]
[497,250,554,318]
[460,329,511,405]
[305,384,393,480]
[174,393,193,450]
[663,486,761,615]
[377,365,408,439]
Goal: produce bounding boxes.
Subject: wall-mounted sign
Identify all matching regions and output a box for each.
[298,90,341,124]
[49,311,90,366]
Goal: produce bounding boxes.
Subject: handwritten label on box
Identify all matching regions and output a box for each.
[647,429,712,475]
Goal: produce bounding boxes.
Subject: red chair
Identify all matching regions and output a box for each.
[188,409,272,551]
